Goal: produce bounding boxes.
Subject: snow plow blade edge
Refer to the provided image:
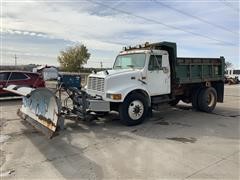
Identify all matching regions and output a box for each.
[4,85,64,138]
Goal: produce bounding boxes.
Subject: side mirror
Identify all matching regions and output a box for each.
[149,65,158,71]
[162,67,169,73]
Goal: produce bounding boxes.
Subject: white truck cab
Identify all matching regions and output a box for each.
[85,48,171,125]
[86,49,170,102]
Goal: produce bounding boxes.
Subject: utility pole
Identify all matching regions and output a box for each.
[14,54,17,67]
[100,61,103,70]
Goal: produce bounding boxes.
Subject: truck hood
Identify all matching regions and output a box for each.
[89,69,141,78]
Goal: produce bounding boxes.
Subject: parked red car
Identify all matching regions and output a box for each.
[0,71,45,96]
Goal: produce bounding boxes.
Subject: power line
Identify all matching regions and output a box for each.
[89,0,236,46]
[153,0,237,35]
[91,0,125,16]
[219,0,239,12]
[88,60,113,64]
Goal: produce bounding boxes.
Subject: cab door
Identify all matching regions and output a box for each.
[146,54,171,96]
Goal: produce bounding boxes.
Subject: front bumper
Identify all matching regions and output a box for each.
[88,99,110,112]
[86,88,123,103]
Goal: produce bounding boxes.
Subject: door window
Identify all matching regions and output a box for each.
[0,73,8,81]
[233,70,240,75]
[148,55,162,71]
[9,72,28,80]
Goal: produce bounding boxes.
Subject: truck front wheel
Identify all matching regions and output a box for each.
[198,87,217,113]
[119,93,148,126]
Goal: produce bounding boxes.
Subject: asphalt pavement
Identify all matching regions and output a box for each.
[0,85,239,179]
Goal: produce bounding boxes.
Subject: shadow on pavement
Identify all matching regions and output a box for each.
[24,125,104,179]
[17,102,239,178]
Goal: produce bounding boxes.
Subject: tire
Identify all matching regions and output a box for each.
[192,88,202,110]
[198,87,217,113]
[119,93,148,126]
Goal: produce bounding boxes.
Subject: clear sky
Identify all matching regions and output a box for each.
[1,0,239,68]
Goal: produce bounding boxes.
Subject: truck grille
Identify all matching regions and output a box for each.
[87,77,105,92]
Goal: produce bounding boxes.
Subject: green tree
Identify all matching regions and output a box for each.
[58,44,90,72]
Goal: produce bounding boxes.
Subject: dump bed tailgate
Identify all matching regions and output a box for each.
[175,57,225,84]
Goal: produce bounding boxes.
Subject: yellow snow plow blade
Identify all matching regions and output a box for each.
[4,85,64,138]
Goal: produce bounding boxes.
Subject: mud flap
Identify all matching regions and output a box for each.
[4,85,63,138]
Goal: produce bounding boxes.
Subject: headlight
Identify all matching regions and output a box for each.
[106,93,122,100]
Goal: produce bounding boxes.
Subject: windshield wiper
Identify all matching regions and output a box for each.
[114,65,122,69]
[127,65,134,68]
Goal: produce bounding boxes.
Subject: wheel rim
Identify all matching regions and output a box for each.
[207,91,215,107]
[128,100,144,120]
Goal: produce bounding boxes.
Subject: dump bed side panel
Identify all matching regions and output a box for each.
[175,57,225,84]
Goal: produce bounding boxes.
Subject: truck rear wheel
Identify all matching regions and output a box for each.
[119,93,148,126]
[198,87,217,113]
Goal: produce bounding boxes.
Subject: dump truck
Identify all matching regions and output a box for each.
[4,42,225,138]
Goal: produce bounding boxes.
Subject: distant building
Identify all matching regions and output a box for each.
[33,65,58,80]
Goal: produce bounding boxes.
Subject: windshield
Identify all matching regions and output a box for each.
[233,70,240,75]
[113,53,146,69]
